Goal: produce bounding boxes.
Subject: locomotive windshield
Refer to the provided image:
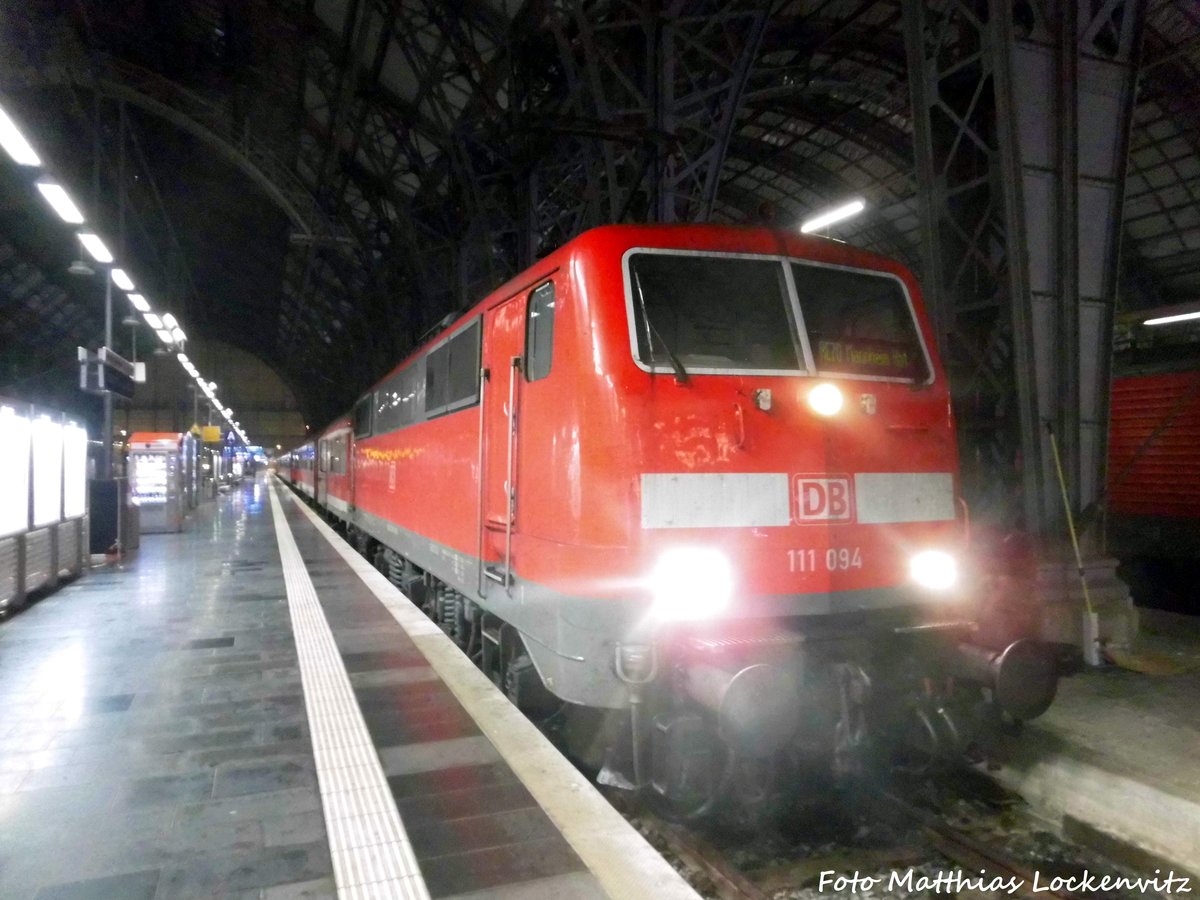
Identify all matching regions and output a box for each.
[625,250,929,382]
[627,252,802,373]
[792,262,930,382]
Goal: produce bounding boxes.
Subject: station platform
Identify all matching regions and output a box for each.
[0,476,698,900]
[990,608,1200,878]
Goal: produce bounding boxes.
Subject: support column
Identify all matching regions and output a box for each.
[904,0,1146,652]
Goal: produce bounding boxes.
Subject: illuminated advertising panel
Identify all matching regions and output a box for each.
[31,415,64,528]
[63,423,88,519]
[0,405,31,537]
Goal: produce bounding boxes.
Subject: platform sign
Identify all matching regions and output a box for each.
[201,425,222,443]
[77,346,139,400]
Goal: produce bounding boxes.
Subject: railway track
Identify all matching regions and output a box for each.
[634,781,1142,900]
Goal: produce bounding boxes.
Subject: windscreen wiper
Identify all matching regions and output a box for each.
[632,267,688,385]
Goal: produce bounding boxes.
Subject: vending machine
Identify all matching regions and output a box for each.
[128,432,184,533]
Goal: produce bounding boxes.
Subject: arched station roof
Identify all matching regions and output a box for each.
[0,0,1196,427]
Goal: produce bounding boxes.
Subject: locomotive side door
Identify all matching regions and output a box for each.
[480,293,528,592]
[316,438,328,507]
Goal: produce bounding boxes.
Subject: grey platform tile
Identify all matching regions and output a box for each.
[0,729,60,753]
[156,693,305,722]
[439,871,609,900]
[0,770,26,794]
[387,762,521,801]
[139,726,256,755]
[0,748,76,774]
[259,721,308,743]
[201,682,307,704]
[393,781,538,828]
[418,835,588,899]
[260,877,337,899]
[212,759,316,799]
[207,660,299,678]
[187,739,314,769]
[111,771,215,810]
[173,787,323,829]
[376,735,501,777]
[17,762,107,791]
[339,650,430,672]
[0,781,117,827]
[169,816,265,855]
[32,868,161,900]
[184,637,236,650]
[153,840,332,900]
[262,810,326,848]
[82,694,135,714]
[354,680,461,713]
[405,806,561,861]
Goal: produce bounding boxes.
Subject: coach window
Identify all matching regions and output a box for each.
[318,439,329,472]
[425,319,481,417]
[525,282,556,382]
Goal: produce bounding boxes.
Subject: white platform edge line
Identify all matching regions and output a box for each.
[278,479,703,900]
[268,483,431,900]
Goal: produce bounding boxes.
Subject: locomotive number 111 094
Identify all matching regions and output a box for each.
[788,547,864,573]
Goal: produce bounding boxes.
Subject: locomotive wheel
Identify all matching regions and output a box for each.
[649,714,733,824]
[721,754,784,832]
[891,705,941,775]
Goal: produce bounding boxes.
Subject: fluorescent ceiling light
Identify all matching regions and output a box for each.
[0,105,40,166]
[171,327,186,343]
[800,199,866,234]
[111,268,134,291]
[156,329,174,344]
[1144,310,1200,326]
[162,312,178,329]
[144,312,163,330]
[36,182,85,224]
[176,353,189,365]
[77,232,114,263]
[127,293,150,312]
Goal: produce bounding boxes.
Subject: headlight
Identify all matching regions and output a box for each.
[910,550,958,591]
[807,382,844,417]
[650,548,734,620]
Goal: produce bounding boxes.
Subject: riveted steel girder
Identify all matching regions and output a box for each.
[904,0,1145,541]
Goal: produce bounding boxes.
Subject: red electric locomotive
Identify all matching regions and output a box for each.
[291,224,1061,820]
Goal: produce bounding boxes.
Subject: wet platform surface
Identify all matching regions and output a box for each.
[0,477,695,900]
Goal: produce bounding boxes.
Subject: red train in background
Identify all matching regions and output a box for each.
[1105,361,1200,611]
[279,224,1062,821]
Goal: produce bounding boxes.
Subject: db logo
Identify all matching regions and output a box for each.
[793,476,853,523]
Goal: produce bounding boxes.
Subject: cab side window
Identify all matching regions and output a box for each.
[525,282,556,382]
[353,396,372,438]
